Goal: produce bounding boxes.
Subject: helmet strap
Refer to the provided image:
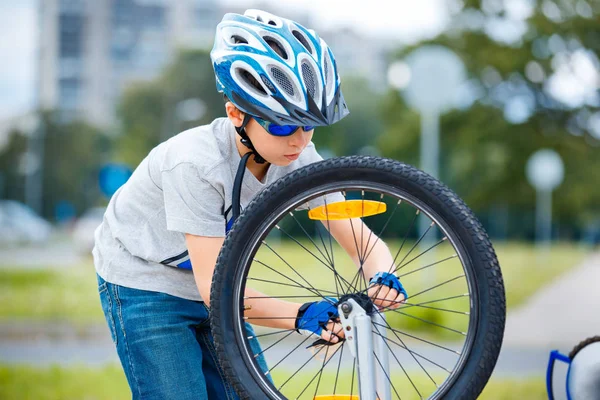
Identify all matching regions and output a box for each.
[235,113,267,164]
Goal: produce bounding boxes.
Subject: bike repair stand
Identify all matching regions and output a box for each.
[338,298,391,400]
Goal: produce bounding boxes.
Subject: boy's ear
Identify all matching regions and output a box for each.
[225,102,245,128]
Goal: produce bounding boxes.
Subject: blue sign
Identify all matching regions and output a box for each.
[54,200,76,223]
[99,164,133,197]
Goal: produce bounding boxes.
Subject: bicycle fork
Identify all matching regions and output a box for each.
[338,299,391,400]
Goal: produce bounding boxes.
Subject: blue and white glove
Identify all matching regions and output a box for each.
[369,271,408,300]
[295,297,339,337]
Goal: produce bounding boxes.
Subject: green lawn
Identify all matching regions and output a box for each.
[0,363,548,400]
[0,263,103,325]
[0,242,591,327]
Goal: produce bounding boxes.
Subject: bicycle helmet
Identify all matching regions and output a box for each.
[210,9,350,128]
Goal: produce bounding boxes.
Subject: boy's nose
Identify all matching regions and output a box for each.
[289,129,310,148]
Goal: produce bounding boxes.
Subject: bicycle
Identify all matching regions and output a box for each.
[210,156,506,400]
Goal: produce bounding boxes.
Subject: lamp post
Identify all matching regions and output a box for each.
[526,149,564,255]
[20,113,45,215]
[388,46,466,277]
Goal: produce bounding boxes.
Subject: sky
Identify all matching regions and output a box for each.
[0,0,37,121]
[0,0,448,121]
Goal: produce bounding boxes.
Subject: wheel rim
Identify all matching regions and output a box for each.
[231,181,480,400]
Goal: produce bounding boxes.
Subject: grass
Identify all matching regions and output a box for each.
[0,263,104,325]
[247,239,591,338]
[0,363,548,400]
[0,242,591,328]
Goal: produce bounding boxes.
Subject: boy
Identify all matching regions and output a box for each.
[94,9,406,399]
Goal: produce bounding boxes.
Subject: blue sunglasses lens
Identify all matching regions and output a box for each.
[254,117,315,136]
[269,124,296,135]
[268,125,315,135]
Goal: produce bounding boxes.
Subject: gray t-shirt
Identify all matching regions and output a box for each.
[93,117,326,301]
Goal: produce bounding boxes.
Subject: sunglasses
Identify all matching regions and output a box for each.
[253,116,315,136]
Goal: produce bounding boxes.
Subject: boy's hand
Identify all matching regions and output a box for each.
[368,272,407,310]
[296,297,345,343]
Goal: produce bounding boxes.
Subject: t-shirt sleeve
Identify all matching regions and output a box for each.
[295,143,346,210]
[161,163,226,237]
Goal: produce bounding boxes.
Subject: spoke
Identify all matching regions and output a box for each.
[247,277,338,296]
[347,214,368,293]
[386,309,467,336]
[295,343,345,399]
[371,297,469,316]
[266,333,316,375]
[277,340,333,391]
[408,275,466,301]
[310,342,336,399]
[393,237,448,273]
[252,324,305,360]
[373,308,444,388]
[251,305,340,360]
[370,315,424,397]
[372,321,461,355]
[397,254,458,278]
[277,221,354,295]
[388,209,419,272]
[362,198,402,263]
[247,328,299,339]
[379,294,470,314]
[286,212,333,266]
[371,329,452,373]
[254,259,327,300]
[333,337,345,395]
[259,243,331,301]
[373,350,403,400]
[375,308,439,389]
[400,302,469,315]
[398,293,470,310]
[322,197,336,288]
[393,220,436,274]
[369,209,421,304]
[245,295,323,299]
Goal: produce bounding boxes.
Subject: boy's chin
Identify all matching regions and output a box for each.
[269,157,293,167]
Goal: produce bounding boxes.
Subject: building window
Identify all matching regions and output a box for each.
[59,78,82,110]
[59,14,85,59]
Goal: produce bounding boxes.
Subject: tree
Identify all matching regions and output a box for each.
[0,112,110,219]
[380,0,600,238]
[115,49,226,166]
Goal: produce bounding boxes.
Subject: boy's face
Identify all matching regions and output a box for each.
[244,118,314,166]
[226,102,314,166]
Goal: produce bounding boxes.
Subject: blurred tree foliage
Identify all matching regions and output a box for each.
[381,0,600,239]
[115,49,383,165]
[0,112,110,219]
[115,49,226,166]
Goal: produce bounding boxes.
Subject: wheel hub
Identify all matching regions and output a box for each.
[338,292,374,315]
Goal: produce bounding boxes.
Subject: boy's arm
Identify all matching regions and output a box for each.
[322,218,405,308]
[185,234,342,341]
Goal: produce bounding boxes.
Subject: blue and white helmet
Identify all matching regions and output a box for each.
[210,9,349,126]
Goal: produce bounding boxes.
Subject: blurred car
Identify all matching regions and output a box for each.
[72,207,106,254]
[0,200,52,245]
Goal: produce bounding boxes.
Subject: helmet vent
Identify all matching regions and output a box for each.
[237,68,267,96]
[292,30,313,54]
[231,35,248,45]
[301,62,317,100]
[264,37,288,60]
[270,66,295,97]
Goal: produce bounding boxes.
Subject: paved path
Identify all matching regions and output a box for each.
[0,234,85,269]
[503,251,600,349]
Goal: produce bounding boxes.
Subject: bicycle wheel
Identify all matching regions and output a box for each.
[210,156,506,400]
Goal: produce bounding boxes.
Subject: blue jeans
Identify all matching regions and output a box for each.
[97,273,268,399]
